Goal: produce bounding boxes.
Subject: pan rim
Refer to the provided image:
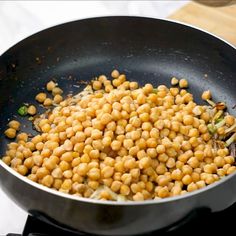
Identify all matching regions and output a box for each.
[0,15,236,206]
[0,15,235,57]
[1,158,236,206]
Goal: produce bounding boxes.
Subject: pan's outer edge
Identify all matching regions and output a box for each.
[0,15,235,58]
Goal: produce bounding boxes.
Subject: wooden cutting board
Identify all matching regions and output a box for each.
[168,1,236,46]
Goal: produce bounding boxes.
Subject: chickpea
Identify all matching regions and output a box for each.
[227,166,236,175]
[133,192,144,201]
[27,105,37,115]
[225,115,235,126]
[179,79,188,88]
[17,165,28,175]
[139,157,151,169]
[41,175,54,187]
[124,159,136,170]
[61,179,72,191]
[53,94,63,104]
[111,140,122,151]
[224,156,235,164]
[201,90,211,100]
[101,166,114,178]
[187,183,198,192]
[111,69,120,78]
[101,113,112,125]
[156,145,165,154]
[214,156,225,167]
[120,185,130,195]
[182,175,192,185]
[52,87,63,96]
[87,168,100,180]
[35,93,47,103]
[93,80,102,90]
[5,128,16,139]
[183,115,194,125]
[36,167,49,179]
[157,186,169,198]
[8,120,20,131]
[166,158,175,168]
[46,80,56,91]
[172,186,182,196]
[143,84,153,94]
[203,164,217,174]
[2,156,12,165]
[171,77,179,86]
[187,157,199,168]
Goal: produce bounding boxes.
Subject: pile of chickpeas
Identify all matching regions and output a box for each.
[1,70,236,201]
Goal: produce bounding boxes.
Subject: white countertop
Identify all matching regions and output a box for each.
[0,1,188,234]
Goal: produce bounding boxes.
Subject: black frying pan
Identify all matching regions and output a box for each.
[0,16,236,236]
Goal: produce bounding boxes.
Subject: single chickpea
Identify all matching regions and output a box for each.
[143,84,153,94]
[111,181,122,192]
[101,166,114,178]
[171,169,183,180]
[187,183,198,192]
[139,157,151,169]
[133,192,144,201]
[157,186,169,198]
[187,157,199,168]
[166,158,175,168]
[227,166,236,175]
[46,80,56,91]
[8,120,20,131]
[52,87,63,96]
[182,174,192,185]
[111,69,120,78]
[111,140,122,151]
[2,156,12,165]
[41,175,54,187]
[93,80,102,90]
[35,93,47,103]
[204,164,217,174]
[27,105,37,115]
[53,94,63,104]
[179,79,188,88]
[120,185,130,196]
[43,98,53,106]
[17,165,28,175]
[196,180,206,189]
[225,115,235,126]
[61,179,72,191]
[171,77,179,86]
[4,128,16,139]
[183,115,194,125]
[87,167,100,181]
[156,145,165,154]
[224,156,235,165]
[201,90,211,101]
[214,156,225,167]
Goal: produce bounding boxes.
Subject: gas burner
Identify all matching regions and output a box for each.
[7,202,236,236]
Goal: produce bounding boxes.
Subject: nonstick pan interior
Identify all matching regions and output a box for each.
[0,17,236,235]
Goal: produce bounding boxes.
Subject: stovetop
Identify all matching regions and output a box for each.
[7,202,236,236]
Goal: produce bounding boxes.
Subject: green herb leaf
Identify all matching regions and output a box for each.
[18,106,28,116]
[207,124,216,135]
[215,117,223,124]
